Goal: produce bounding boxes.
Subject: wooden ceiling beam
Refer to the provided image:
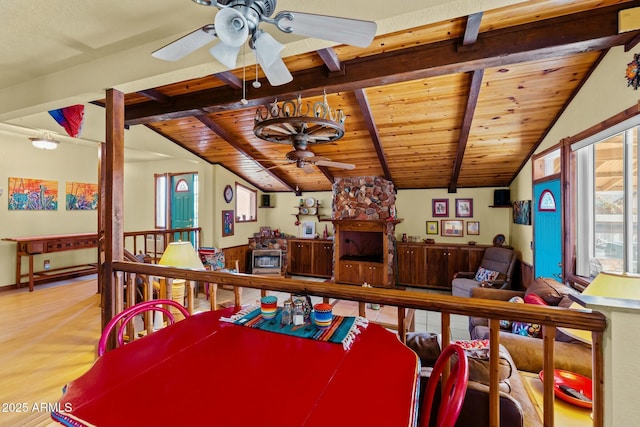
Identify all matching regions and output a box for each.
[137,89,171,104]
[195,115,297,192]
[354,88,392,182]
[124,4,635,126]
[317,47,345,75]
[214,71,243,90]
[449,69,484,193]
[461,12,483,46]
[449,12,485,193]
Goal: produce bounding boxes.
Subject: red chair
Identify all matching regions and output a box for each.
[97,299,190,357]
[419,343,469,427]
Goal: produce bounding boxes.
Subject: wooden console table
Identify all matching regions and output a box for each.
[2,233,98,291]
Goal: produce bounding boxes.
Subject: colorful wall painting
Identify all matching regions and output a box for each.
[513,200,532,225]
[8,177,58,211]
[66,181,98,210]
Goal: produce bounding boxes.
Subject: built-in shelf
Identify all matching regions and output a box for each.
[259,206,275,208]
[489,205,512,208]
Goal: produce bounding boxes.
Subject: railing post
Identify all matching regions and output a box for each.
[489,318,500,427]
[542,326,556,427]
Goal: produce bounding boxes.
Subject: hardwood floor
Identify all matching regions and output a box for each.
[0,275,468,427]
[0,278,100,427]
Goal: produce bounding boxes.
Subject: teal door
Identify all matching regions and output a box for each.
[171,174,196,244]
[533,179,562,280]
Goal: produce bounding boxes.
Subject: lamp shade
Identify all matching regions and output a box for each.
[158,241,205,270]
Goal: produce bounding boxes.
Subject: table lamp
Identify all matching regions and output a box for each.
[561,271,640,343]
[158,241,205,320]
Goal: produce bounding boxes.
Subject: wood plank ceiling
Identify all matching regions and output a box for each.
[102,0,640,193]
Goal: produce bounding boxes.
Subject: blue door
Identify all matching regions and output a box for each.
[533,179,562,280]
[171,174,196,244]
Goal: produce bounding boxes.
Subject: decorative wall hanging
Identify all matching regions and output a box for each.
[467,221,480,236]
[626,53,640,90]
[301,221,316,239]
[512,200,532,225]
[455,198,473,218]
[426,221,439,235]
[66,182,98,210]
[8,177,58,210]
[222,210,235,237]
[441,220,464,237]
[432,199,449,217]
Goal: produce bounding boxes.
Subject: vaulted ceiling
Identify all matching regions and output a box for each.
[9,0,640,194]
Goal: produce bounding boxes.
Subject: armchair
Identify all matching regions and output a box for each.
[451,246,516,298]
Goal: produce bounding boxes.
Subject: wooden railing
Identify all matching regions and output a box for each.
[110,261,606,427]
[123,227,201,261]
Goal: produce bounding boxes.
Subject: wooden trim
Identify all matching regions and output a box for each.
[563,102,640,146]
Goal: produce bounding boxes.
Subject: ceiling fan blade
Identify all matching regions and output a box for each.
[209,42,241,68]
[254,30,285,68]
[275,12,377,48]
[260,56,293,86]
[302,163,315,173]
[315,159,356,170]
[152,26,217,61]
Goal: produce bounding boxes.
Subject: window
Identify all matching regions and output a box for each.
[235,183,256,222]
[155,174,167,228]
[574,118,640,277]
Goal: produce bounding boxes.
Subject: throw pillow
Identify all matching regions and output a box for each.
[500,296,524,329]
[475,266,500,282]
[512,321,541,338]
[452,340,514,391]
[524,293,548,306]
[525,277,578,305]
[405,332,441,366]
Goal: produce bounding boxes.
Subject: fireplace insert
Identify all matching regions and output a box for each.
[251,249,282,275]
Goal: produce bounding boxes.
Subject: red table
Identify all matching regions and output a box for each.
[51,308,420,427]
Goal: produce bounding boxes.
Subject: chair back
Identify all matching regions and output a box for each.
[97,299,190,357]
[480,246,516,286]
[419,344,469,427]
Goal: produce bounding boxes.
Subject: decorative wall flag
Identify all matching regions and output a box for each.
[48,104,85,137]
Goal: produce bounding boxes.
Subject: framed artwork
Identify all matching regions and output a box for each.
[66,181,98,210]
[301,221,316,238]
[426,221,439,235]
[467,221,480,235]
[455,198,473,218]
[432,199,449,217]
[8,177,58,211]
[441,220,464,237]
[222,210,234,237]
[513,200,532,225]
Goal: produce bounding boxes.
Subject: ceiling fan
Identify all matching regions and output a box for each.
[259,143,355,174]
[152,0,377,86]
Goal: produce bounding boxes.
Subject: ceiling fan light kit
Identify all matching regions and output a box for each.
[153,0,376,86]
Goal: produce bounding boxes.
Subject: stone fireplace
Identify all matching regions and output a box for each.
[331,177,399,288]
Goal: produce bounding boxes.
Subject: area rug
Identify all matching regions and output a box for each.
[221,305,368,349]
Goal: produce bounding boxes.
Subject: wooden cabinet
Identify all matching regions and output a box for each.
[287,239,333,278]
[289,240,313,275]
[397,244,426,286]
[336,260,385,286]
[312,241,334,277]
[397,243,487,289]
[426,245,487,289]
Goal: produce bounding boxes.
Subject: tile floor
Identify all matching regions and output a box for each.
[207,278,470,341]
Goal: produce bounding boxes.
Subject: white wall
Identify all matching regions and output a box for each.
[0,131,99,287]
